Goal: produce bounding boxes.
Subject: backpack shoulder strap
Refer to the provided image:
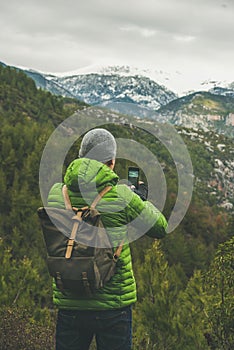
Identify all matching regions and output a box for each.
[91,186,125,258]
[62,185,112,210]
[62,184,125,259]
[62,185,72,210]
[90,186,112,209]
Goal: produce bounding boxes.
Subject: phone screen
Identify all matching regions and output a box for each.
[128,167,139,188]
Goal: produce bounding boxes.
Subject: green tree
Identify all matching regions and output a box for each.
[175,270,209,350]
[0,238,42,308]
[133,241,185,349]
[204,237,234,349]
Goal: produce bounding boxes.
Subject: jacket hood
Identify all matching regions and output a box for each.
[64,158,119,192]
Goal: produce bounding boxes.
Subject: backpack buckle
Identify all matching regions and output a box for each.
[82,272,92,296]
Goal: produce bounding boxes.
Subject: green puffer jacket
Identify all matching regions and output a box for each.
[47,158,167,310]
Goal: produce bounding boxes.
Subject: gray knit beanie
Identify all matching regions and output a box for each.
[78,128,117,163]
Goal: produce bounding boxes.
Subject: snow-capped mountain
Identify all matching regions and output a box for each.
[53,64,181,88]
[6,63,178,114]
[44,68,177,111]
[1,61,234,136]
[54,64,234,97]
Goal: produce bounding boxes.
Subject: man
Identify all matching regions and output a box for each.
[47,128,168,350]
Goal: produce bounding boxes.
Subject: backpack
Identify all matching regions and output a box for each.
[37,185,124,296]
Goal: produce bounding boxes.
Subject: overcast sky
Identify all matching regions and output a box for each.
[1,0,234,93]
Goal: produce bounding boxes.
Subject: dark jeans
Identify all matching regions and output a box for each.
[56,305,132,350]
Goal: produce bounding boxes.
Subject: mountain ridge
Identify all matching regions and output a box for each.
[1,61,234,136]
[0,61,233,212]
[41,64,234,96]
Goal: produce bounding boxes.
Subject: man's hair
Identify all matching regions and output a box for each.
[105,160,113,167]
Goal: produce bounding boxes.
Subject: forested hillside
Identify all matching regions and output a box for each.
[0,65,233,349]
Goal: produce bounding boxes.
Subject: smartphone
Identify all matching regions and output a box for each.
[128,166,140,189]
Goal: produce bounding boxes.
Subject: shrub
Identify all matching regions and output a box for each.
[0,307,56,350]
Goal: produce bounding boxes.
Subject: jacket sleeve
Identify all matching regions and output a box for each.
[124,186,168,239]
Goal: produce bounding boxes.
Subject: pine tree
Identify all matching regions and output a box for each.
[204,237,234,349]
[133,241,185,349]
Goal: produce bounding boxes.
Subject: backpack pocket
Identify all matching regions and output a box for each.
[47,256,100,296]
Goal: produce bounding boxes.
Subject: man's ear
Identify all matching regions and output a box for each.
[110,159,115,169]
[106,159,115,170]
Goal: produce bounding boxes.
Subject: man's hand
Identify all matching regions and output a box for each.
[131,182,148,201]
